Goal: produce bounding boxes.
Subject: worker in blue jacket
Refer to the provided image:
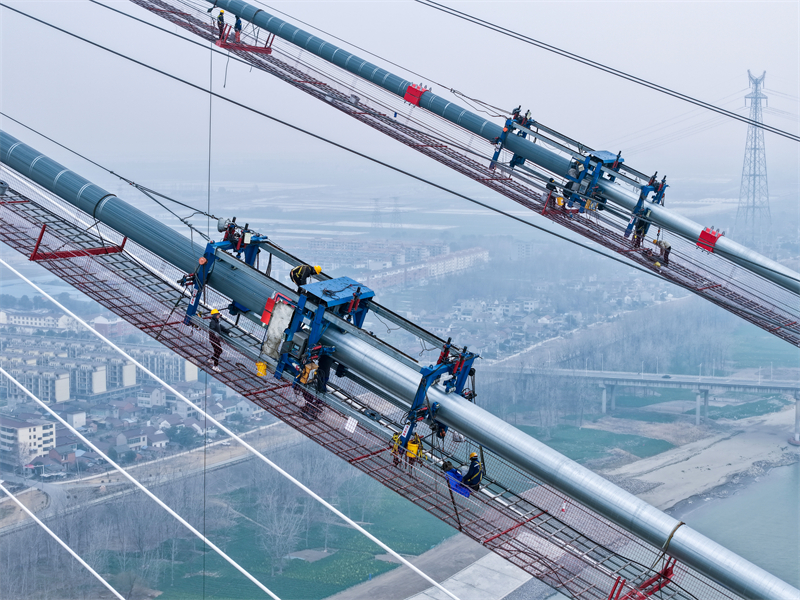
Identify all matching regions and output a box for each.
[234,15,243,43]
[463,452,484,491]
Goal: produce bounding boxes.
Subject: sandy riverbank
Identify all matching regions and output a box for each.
[600,405,800,510]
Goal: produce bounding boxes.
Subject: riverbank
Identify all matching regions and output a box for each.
[600,405,800,510]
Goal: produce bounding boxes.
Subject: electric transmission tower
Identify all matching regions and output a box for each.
[371,198,384,229]
[735,70,771,250]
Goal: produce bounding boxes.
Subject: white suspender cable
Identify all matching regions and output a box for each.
[0,480,126,600]
[0,367,282,600]
[0,258,463,600]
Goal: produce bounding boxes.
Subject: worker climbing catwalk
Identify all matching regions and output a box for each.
[207,308,230,372]
[217,9,225,40]
[290,264,321,290]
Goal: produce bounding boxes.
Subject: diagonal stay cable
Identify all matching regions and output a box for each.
[0,480,126,600]
[413,0,800,143]
[0,259,463,600]
[0,365,282,600]
[3,5,797,333]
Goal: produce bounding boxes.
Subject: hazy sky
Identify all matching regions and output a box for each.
[1,1,798,218]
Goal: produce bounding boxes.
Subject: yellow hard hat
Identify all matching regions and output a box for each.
[652,239,658,244]
[314,265,322,274]
[654,262,661,268]
[469,452,478,459]
[210,309,220,315]
[219,9,225,13]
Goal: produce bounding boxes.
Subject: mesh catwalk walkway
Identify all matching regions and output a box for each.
[0,167,741,600]
[129,0,799,347]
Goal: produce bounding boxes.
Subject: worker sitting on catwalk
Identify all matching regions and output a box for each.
[290,264,322,290]
[217,10,226,40]
[463,451,485,491]
[208,309,230,372]
[653,238,672,266]
[234,15,243,43]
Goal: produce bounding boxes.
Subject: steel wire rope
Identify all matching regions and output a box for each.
[5,4,799,336]
[0,259,464,600]
[0,111,214,249]
[625,115,734,155]
[0,480,127,600]
[0,363,284,600]
[614,104,745,154]
[600,90,748,148]
[413,0,800,143]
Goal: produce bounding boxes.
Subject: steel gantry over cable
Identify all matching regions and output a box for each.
[2,129,799,600]
[126,0,800,347]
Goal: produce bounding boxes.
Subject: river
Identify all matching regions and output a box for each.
[673,461,800,589]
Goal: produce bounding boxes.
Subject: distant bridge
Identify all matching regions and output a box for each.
[483,366,800,436]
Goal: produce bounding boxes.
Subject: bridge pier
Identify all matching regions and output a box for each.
[695,389,709,425]
[600,384,616,413]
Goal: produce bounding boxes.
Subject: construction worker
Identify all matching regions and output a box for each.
[391,432,402,468]
[290,264,321,290]
[653,238,671,266]
[208,309,229,372]
[463,451,484,491]
[234,15,243,43]
[405,432,422,474]
[217,9,225,40]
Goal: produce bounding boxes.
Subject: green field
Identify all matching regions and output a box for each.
[730,323,800,369]
[153,489,455,600]
[614,387,695,408]
[612,411,681,424]
[683,397,792,421]
[515,424,674,463]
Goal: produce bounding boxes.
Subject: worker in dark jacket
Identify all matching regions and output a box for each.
[463,452,484,491]
[290,264,321,290]
[234,15,243,43]
[217,10,225,40]
[208,309,229,372]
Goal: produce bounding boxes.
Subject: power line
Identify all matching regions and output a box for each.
[412,0,800,143]
[0,361,283,600]
[0,480,126,600]
[0,259,464,600]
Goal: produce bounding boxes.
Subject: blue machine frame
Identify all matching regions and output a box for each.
[274,276,375,383]
[183,226,269,324]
